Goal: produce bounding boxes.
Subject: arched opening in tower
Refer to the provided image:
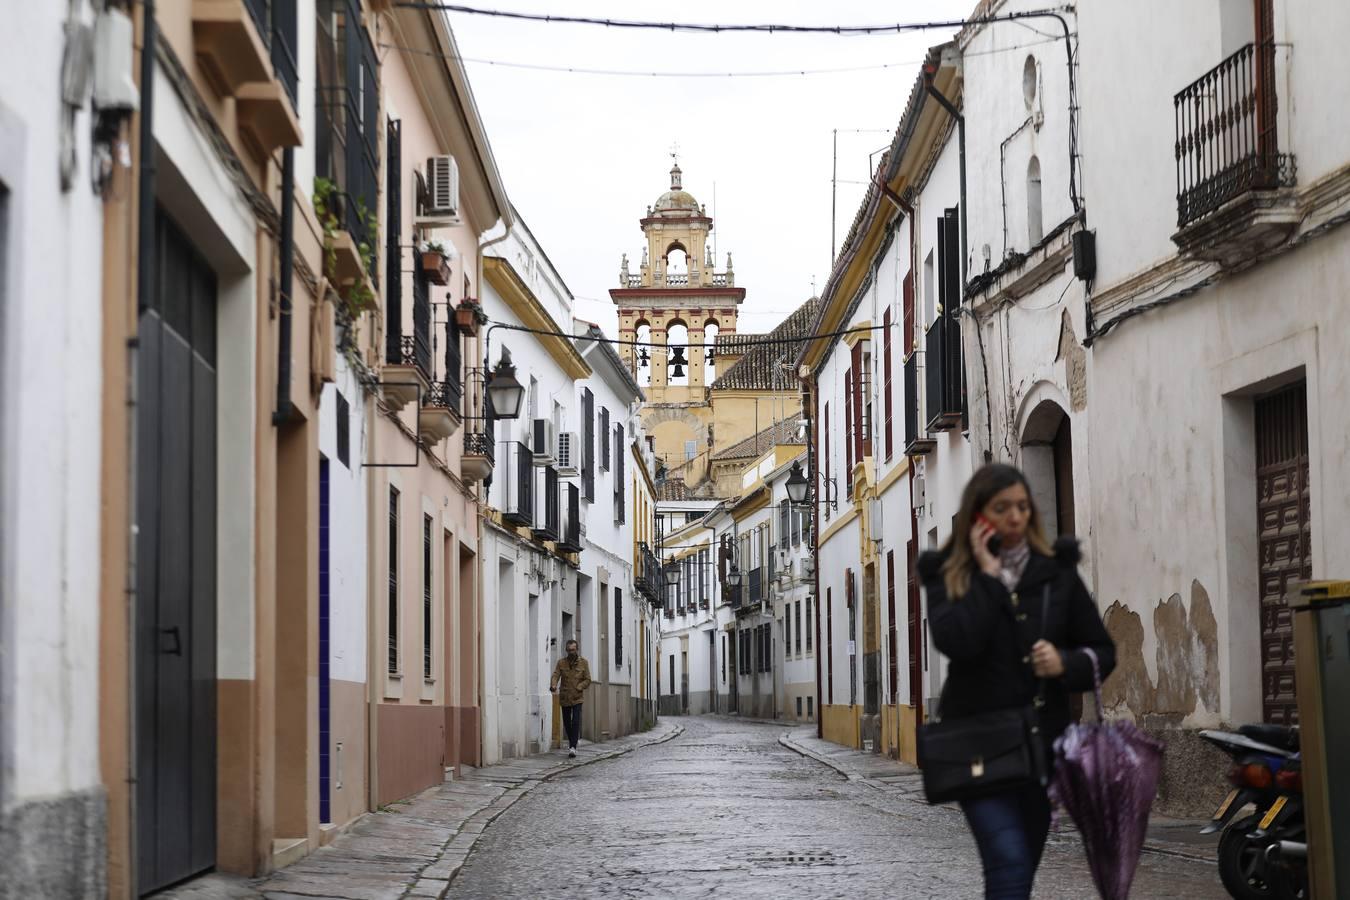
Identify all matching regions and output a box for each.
[666,320,690,386]
[635,320,652,387]
[703,319,719,385]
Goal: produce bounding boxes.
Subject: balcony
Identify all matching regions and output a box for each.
[192,0,272,98]
[748,567,764,607]
[924,320,962,433]
[1173,41,1298,262]
[558,482,583,553]
[382,336,431,411]
[419,381,462,445]
[191,1,301,157]
[532,466,560,542]
[904,353,936,455]
[462,430,494,483]
[316,1,380,277]
[636,542,662,602]
[500,441,534,526]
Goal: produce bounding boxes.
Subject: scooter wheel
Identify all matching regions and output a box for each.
[1218,814,1271,899]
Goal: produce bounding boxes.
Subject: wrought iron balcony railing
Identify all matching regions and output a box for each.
[424,379,462,414]
[464,429,494,461]
[1174,41,1295,228]
[558,482,582,552]
[532,466,560,542]
[500,441,533,526]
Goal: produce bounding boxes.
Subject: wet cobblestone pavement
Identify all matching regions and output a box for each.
[449,716,1225,899]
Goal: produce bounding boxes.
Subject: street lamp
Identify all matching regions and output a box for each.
[664,563,680,587]
[485,347,525,419]
[785,460,809,505]
[726,566,743,589]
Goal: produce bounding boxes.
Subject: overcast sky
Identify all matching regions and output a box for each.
[441,0,974,336]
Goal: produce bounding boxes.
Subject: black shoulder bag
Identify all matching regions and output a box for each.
[917,584,1051,805]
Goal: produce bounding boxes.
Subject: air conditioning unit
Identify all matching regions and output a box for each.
[557,431,579,475]
[776,548,792,570]
[531,419,556,465]
[912,475,927,510]
[802,558,816,577]
[416,155,460,224]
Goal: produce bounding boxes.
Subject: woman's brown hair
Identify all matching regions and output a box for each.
[940,464,1051,598]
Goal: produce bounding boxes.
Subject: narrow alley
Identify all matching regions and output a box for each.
[450,717,1225,898]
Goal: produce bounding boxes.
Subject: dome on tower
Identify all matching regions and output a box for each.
[652,161,701,216]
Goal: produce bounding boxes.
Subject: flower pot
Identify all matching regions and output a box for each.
[421,251,450,286]
[455,304,481,336]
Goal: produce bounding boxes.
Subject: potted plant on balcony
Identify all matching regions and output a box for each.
[455,296,488,336]
[420,240,451,286]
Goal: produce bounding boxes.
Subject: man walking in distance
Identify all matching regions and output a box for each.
[550,639,592,758]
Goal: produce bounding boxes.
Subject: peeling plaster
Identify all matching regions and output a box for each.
[1100,580,1221,722]
[1056,308,1088,412]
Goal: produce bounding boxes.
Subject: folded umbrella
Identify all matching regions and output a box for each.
[1049,648,1165,900]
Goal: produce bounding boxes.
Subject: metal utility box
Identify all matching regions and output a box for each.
[1292,581,1350,899]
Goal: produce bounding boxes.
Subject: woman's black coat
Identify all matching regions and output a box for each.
[917,536,1116,751]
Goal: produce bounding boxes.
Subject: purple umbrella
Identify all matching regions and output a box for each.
[1049,648,1165,900]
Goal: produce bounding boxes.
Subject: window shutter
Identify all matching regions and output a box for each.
[883,308,894,459]
[844,371,854,491]
[615,423,626,523]
[851,342,864,463]
[600,407,610,470]
[582,389,594,501]
[902,272,915,358]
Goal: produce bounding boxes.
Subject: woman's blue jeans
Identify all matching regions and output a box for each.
[959,784,1052,900]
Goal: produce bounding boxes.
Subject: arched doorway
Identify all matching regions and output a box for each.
[1020,400,1075,539]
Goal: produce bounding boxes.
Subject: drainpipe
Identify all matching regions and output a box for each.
[129,0,156,887]
[272,147,296,425]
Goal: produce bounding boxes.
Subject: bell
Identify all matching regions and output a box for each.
[638,347,650,368]
[669,346,688,378]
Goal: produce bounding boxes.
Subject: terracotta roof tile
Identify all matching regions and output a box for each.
[712,417,805,461]
[710,296,822,391]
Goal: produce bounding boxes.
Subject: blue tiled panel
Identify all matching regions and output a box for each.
[319,457,331,824]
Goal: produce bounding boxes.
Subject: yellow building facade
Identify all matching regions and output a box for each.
[611,164,813,498]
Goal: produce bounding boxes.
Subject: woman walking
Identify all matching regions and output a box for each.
[917,464,1116,900]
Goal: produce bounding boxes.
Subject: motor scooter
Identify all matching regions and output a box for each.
[1199,724,1305,900]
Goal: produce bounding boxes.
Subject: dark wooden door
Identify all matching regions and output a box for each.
[1255,381,1309,726]
[136,212,218,894]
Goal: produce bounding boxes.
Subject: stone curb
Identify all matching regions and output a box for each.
[777,730,1217,864]
[404,721,685,898]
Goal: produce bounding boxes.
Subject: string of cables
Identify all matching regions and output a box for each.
[392,3,1070,37]
[390,3,1081,210]
[376,33,1065,79]
[488,319,886,351]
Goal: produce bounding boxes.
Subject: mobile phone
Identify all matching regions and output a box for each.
[975,514,1003,556]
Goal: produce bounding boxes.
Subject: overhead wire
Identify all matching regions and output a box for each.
[377,34,1064,79]
[392,3,1075,36]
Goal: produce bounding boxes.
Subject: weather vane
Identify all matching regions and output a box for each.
[669,140,680,165]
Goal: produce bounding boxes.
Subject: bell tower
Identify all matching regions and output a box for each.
[611,161,745,484]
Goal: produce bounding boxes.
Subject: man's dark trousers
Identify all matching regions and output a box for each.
[561,703,583,749]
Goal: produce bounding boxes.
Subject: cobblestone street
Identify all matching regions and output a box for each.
[449,716,1225,899]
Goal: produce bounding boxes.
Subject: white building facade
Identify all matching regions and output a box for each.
[0,2,118,891]
[479,220,589,762]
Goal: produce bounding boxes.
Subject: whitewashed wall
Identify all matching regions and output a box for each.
[319,368,370,685]
[0,0,106,814]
